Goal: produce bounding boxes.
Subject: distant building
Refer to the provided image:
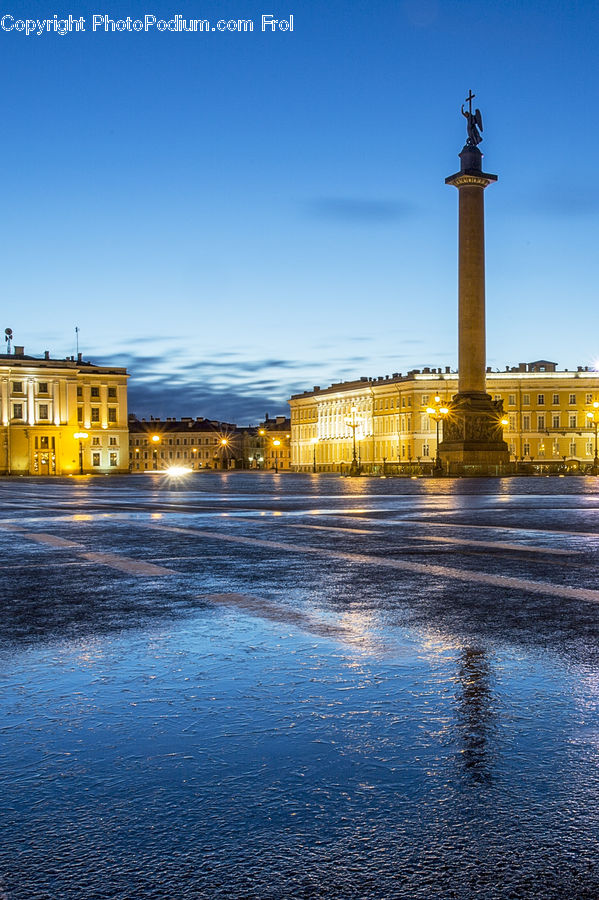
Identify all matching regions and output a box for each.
[0,346,128,475]
[256,415,291,471]
[290,363,599,472]
[128,416,239,471]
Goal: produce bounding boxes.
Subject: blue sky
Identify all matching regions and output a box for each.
[1,0,598,422]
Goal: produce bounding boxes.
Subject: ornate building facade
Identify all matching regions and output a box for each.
[0,347,128,475]
[290,361,599,473]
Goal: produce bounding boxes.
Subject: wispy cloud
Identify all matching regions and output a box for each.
[305,197,415,224]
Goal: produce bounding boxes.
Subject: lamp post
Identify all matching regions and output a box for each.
[425,396,449,474]
[272,439,281,473]
[73,431,88,475]
[220,437,228,470]
[344,406,360,476]
[586,401,599,474]
[151,434,160,470]
[310,436,318,473]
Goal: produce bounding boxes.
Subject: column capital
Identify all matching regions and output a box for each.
[445,172,497,188]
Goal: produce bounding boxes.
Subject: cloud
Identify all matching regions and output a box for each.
[305,197,415,224]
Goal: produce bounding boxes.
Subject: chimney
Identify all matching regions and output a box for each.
[77,352,82,362]
[44,350,50,360]
[14,345,24,356]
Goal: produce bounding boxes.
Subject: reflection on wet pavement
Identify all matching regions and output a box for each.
[2,473,599,899]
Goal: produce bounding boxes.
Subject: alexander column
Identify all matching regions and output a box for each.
[439,92,509,474]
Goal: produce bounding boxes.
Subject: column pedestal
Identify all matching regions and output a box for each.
[440,392,509,474]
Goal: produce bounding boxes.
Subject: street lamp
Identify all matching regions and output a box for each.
[151,434,160,470]
[220,437,228,470]
[310,436,318,473]
[586,400,599,474]
[344,406,360,475]
[73,431,88,475]
[272,438,281,473]
[425,396,449,474]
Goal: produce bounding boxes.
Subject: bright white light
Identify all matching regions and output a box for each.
[165,466,192,477]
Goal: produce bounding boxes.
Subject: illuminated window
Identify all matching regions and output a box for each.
[523,442,530,456]
[91,407,100,422]
[586,394,593,404]
[109,452,118,467]
[92,452,101,466]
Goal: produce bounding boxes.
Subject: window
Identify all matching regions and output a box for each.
[523,442,530,457]
[12,381,23,393]
[587,394,593,405]
[91,407,100,422]
[77,407,83,423]
[38,382,48,394]
[508,394,516,406]
[92,437,101,446]
[109,452,118,467]
[569,415,577,428]
[523,415,531,431]
[494,394,501,402]
[77,386,83,398]
[509,414,516,431]
[587,441,594,456]
[40,437,49,450]
[109,437,117,446]
[422,395,429,407]
[537,414,545,431]
[108,387,117,399]
[553,415,560,428]
[570,441,577,457]
[422,443,430,457]
[12,403,23,419]
[537,394,545,406]
[522,393,530,406]
[38,404,48,420]
[108,408,117,424]
[569,393,576,405]
[90,386,100,399]
[92,452,101,466]
[552,394,559,405]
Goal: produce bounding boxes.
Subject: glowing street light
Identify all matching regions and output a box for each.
[344,406,360,475]
[151,433,161,470]
[310,436,318,473]
[272,438,281,473]
[425,396,449,473]
[586,400,599,474]
[73,431,88,475]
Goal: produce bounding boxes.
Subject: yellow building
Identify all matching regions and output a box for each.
[1,347,129,475]
[290,361,599,473]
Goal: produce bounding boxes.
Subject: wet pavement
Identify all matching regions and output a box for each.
[2,472,599,899]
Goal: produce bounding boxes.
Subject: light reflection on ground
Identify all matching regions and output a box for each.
[1,474,599,898]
